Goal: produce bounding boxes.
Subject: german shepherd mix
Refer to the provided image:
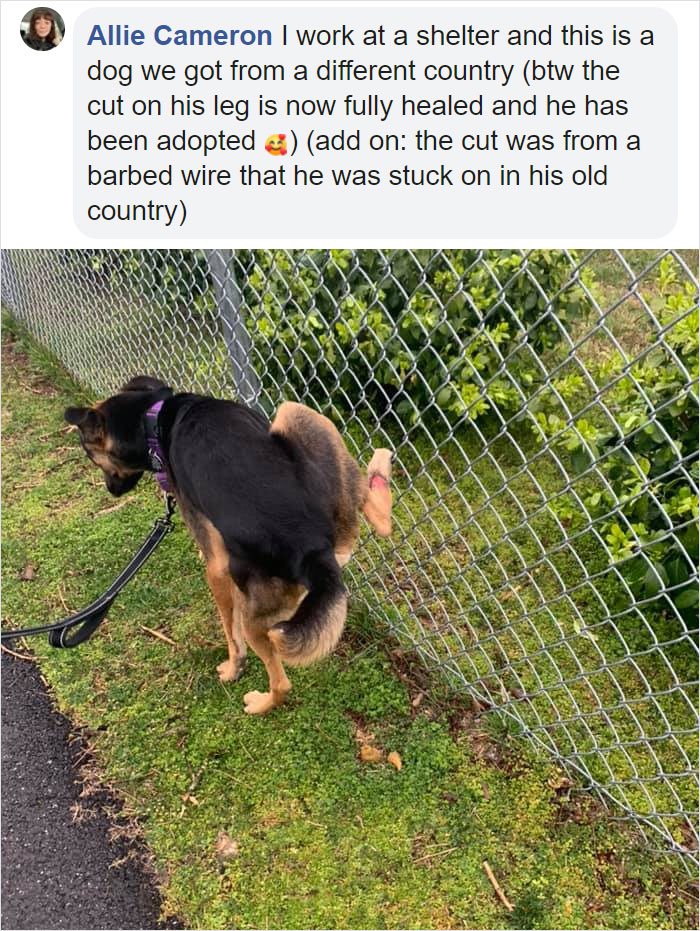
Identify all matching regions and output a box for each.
[65,376,392,714]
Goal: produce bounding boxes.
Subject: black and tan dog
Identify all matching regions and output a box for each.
[64,376,392,714]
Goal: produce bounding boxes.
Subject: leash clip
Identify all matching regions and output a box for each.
[154,493,176,532]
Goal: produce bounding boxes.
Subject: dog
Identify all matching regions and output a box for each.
[64,376,392,714]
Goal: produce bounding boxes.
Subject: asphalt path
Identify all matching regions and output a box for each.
[1,651,181,930]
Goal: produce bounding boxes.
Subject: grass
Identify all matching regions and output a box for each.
[2,315,698,930]
[571,250,699,363]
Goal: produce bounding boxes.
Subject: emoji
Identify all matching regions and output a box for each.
[265,133,287,155]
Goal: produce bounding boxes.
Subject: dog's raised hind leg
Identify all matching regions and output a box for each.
[363,448,393,537]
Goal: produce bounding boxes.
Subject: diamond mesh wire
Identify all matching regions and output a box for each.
[2,247,698,868]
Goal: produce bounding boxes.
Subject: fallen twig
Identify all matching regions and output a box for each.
[179,762,208,816]
[140,625,177,647]
[482,860,514,912]
[314,722,346,750]
[1,643,34,662]
[413,845,458,865]
[96,496,135,517]
[14,457,72,491]
[56,583,71,614]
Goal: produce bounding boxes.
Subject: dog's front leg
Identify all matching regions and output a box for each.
[206,563,247,683]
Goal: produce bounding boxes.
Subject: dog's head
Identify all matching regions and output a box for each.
[65,375,172,497]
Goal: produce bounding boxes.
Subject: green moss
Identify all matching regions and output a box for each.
[1,316,696,930]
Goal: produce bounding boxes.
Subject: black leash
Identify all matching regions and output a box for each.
[1,495,176,649]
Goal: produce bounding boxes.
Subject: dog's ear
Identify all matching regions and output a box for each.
[121,375,169,393]
[64,407,105,443]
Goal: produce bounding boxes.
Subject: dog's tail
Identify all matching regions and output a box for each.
[267,553,347,666]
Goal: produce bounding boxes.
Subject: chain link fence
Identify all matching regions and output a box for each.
[2,247,698,869]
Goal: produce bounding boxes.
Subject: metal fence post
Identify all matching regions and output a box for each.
[206,249,261,405]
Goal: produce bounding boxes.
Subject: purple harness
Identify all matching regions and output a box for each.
[144,401,172,493]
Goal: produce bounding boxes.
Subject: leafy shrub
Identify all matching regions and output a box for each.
[63,249,216,317]
[532,257,699,627]
[236,249,591,424]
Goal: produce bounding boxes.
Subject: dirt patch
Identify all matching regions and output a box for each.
[1,329,24,367]
[550,781,606,826]
[382,645,533,777]
[2,329,59,397]
[386,647,452,716]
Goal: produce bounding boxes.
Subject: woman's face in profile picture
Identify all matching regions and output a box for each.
[34,14,52,37]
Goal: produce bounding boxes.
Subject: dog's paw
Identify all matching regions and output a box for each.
[243,690,278,715]
[217,656,247,683]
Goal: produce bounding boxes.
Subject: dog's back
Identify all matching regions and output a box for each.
[163,397,331,581]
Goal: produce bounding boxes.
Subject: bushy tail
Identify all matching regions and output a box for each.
[267,554,347,666]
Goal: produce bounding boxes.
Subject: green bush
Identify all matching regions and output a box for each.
[238,249,591,424]
[63,249,216,317]
[532,257,699,628]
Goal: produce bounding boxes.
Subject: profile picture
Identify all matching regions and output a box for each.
[20,7,64,50]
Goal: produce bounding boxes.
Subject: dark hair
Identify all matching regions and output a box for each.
[28,8,56,43]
